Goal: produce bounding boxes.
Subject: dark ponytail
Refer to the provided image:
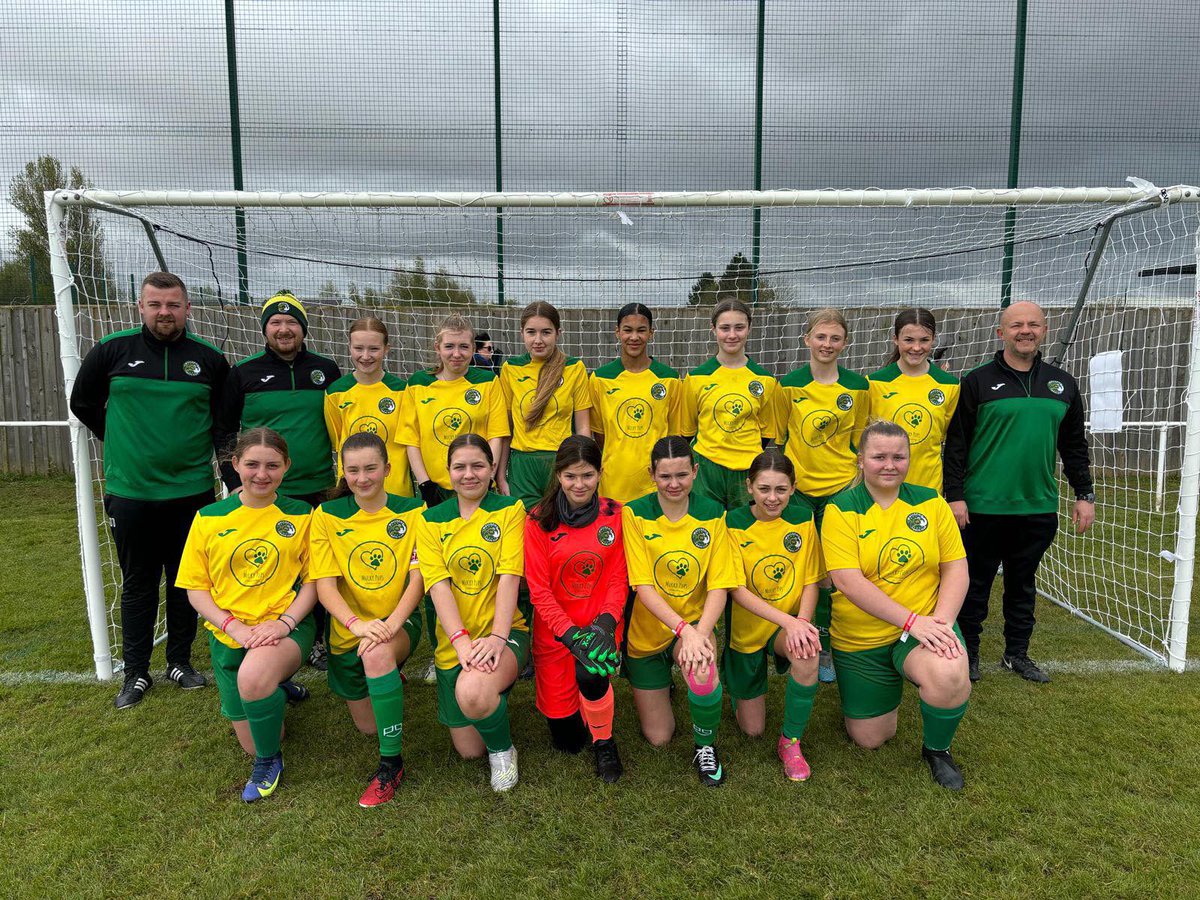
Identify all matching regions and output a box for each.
[649,435,694,473]
[326,432,389,501]
[885,307,937,365]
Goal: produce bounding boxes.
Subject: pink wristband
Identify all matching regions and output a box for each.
[220,614,236,632]
[345,615,359,628]
[899,611,918,643]
[673,620,687,638]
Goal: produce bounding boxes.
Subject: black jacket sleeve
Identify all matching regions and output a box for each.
[207,351,232,457]
[1057,381,1093,497]
[941,369,979,503]
[68,343,111,441]
[215,366,245,491]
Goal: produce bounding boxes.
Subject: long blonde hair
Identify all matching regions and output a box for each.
[431,314,474,374]
[805,307,849,339]
[520,301,566,429]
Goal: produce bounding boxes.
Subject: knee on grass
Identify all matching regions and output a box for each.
[455,673,500,720]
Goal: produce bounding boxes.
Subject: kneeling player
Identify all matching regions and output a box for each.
[525,436,626,782]
[416,434,529,792]
[822,421,972,790]
[178,428,317,802]
[622,436,740,786]
[310,433,425,807]
[725,450,823,781]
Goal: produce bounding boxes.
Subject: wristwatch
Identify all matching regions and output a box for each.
[1076,492,1096,503]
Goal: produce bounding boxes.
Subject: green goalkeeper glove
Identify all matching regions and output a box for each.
[588,613,621,675]
[556,626,610,677]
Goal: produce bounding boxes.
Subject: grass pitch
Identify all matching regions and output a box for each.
[1,476,1198,899]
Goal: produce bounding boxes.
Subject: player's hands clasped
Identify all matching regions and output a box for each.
[240,618,289,649]
[466,634,507,673]
[783,615,822,659]
[676,624,716,678]
[908,615,963,658]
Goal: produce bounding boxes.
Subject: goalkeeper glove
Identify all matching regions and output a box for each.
[556,627,609,677]
[417,480,443,508]
[588,613,621,674]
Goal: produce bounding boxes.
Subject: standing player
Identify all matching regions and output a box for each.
[497,301,592,505]
[177,428,317,802]
[623,436,740,786]
[524,436,627,782]
[324,317,414,498]
[681,299,778,509]
[776,308,870,683]
[944,300,1095,684]
[867,309,960,492]
[589,302,684,503]
[725,450,823,781]
[70,271,230,708]
[399,314,509,683]
[822,421,972,790]
[217,291,341,670]
[416,434,529,792]
[309,433,425,807]
[400,314,508,508]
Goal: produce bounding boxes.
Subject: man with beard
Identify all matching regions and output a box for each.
[217,291,341,669]
[70,272,230,708]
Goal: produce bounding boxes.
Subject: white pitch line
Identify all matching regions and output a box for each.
[0,669,327,686]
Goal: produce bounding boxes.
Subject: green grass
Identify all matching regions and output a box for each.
[2,476,1199,898]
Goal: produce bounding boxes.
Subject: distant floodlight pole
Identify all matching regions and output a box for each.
[493,0,506,307]
[224,0,250,306]
[1000,0,1029,308]
[751,0,766,304]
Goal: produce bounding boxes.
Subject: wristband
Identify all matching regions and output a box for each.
[279,612,297,632]
[490,632,510,643]
[345,615,359,628]
[449,628,470,644]
[673,620,687,638]
[797,616,811,623]
[899,611,918,643]
[220,614,236,632]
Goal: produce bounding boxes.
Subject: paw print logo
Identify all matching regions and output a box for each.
[713,392,750,433]
[574,558,596,578]
[244,545,269,567]
[894,404,932,443]
[443,412,463,430]
[766,562,787,582]
[814,414,833,431]
[893,545,912,565]
[617,398,652,438]
[458,552,483,574]
[361,548,386,570]
[669,557,690,578]
[362,421,379,434]
[726,398,744,417]
[903,409,924,429]
[560,550,604,598]
[232,539,279,587]
[628,402,646,422]
[801,408,840,448]
[879,538,924,584]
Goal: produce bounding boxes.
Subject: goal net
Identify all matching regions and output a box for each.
[47,186,1200,678]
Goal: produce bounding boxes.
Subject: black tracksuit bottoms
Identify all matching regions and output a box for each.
[957,512,1059,658]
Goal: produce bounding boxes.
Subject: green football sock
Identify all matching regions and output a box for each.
[816,587,833,653]
[243,688,286,758]
[470,694,513,753]
[367,669,405,757]
[782,677,818,741]
[688,682,723,748]
[920,699,968,752]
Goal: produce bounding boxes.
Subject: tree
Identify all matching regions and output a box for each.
[317,278,342,303]
[0,255,48,304]
[347,281,362,306]
[687,271,719,306]
[8,155,111,305]
[385,256,477,306]
[716,251,775,305]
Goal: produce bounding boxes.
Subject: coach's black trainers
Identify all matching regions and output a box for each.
[166,663,207,690]
[922,746,965,791]
[593,739,624,784]
[1002,653,1051,683]
[967,653,981,683]
[692,744,726,787]
[115,672,152,709]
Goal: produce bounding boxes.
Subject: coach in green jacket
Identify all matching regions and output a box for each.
[943,301,1095,684]
[70,271,230,709]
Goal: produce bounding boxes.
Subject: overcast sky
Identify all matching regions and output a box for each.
[2,0,1198,305]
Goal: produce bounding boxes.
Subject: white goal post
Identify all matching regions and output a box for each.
[46,185,1200,679]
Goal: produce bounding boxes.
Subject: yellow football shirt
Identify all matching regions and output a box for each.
[821,482,966,652]
[309,493,425,654]
[589,357,683,502]
[324,373,414,497]
[396,367,510,490]
[622,492,740,657]
[726,497,824,654]
[777,364,870,497]
[499,354,592,452]
[681,357,778,471]
[416,491,528,670]
[867,362,960,493]
[176,494,312,649]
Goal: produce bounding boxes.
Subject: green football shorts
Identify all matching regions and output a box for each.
[209,613,316,721]
[435,629,531,728]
